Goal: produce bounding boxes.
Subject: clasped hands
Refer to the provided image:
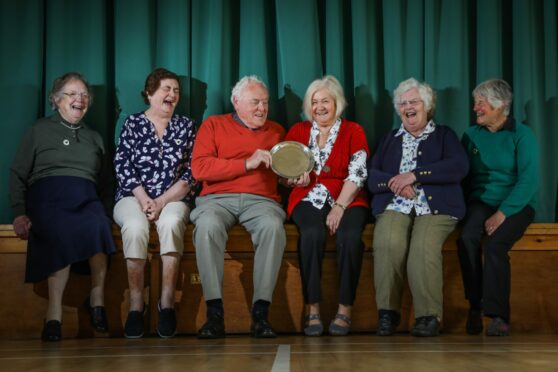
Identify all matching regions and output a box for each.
[388,171,417,199]
[142,198,164,222]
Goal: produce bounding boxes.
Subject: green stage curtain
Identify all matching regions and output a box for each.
[1,0,556,222]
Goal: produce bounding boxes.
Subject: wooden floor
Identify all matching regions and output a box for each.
[1,334,558,371]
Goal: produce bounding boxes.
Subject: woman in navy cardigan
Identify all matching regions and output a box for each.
[368,78,468,337]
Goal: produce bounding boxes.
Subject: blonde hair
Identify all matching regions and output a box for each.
[302,75,347,121]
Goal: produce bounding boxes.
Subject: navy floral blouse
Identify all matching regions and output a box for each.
[114,112,196,203]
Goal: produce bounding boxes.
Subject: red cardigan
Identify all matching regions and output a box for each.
[285,119,370,217]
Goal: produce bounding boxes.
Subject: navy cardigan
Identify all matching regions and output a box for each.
[368,125,469,219]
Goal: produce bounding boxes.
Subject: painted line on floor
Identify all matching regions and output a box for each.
[271,344,290,372]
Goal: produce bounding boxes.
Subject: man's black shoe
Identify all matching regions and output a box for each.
[466,309,483,335]
[197,314,225,339]
[411,315,440,337]
[251,317,277,338]
[376,310,400,336]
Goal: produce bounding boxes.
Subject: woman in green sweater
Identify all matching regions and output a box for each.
[9,73,116,341]
[458,79,538,336]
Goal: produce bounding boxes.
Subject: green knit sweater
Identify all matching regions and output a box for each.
[9,112,112,217]
[461,117,538,217]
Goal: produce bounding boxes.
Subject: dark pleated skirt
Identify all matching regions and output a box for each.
[25,176,116,283]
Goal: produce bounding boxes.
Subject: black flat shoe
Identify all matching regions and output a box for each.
[42,320,61,342]
[85,298,108,333]
[124,309,145,339]
[157,302,177,338]
[197,314,225,339]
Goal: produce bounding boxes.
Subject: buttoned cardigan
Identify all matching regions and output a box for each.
[368,125,469,219]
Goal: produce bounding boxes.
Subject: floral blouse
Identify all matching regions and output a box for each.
[114,112,196,203]
[385,120,435,215]
[302,118,367,209]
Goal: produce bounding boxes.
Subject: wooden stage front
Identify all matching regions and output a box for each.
[0,223,557,340]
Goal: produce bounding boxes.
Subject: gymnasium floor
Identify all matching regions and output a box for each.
[1,333,558,371]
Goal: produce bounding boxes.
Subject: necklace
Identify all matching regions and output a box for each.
[59,121,81,145]
[59,121,81,130]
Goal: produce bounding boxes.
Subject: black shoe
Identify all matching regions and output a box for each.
[42,320,62,342]
[197,314,225,339]
[124,309,145,339]
[84,298,108,333]
[411,316,440,337]
[251,317,277,338]
[466,309,483,335]
[157,302,177,338]
[377,310,400,336]
[486,317,510,336]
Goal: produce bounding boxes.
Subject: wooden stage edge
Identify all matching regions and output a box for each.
[0,223,557,339]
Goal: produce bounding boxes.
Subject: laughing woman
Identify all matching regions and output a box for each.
[368,78,468,337]
[285,76,370,336]
[10,72,116,341]
[114,68,196,339]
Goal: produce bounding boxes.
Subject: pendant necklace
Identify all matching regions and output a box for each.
[60,121,81,146]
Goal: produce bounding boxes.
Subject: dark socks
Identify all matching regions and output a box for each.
[252,300,270,320]
[206,299,224,318]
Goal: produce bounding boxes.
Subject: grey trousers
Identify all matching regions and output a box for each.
[191,193,286,304]
[373,210,457,319]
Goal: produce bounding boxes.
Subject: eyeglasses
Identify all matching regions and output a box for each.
[397,99,422,107]
[63,92,90,100]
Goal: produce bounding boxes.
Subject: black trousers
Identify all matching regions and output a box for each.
[292,201,368,305]
[457,201,534,321]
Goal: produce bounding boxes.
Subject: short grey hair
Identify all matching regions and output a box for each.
[393,78,436,120]
[473,79,513,116]
[302,75,347,121]
[230,75,268,104]
[48,72,93,110]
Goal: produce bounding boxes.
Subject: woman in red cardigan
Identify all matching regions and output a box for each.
[284,76,369,336]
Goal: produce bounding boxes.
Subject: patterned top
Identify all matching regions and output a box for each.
[114,112,196,202]
[302,119,367,209]
[386,120,435,215]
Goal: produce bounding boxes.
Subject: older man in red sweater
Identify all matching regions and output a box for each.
[191,76,286,339]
